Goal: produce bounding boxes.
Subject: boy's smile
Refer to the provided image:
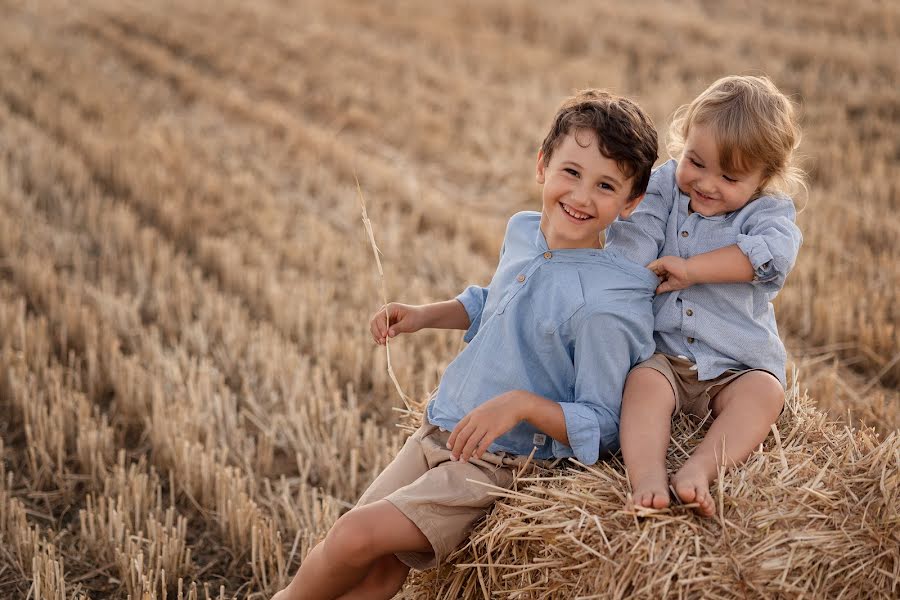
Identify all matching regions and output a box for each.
[536,130,643,250]
[560,202,592,221]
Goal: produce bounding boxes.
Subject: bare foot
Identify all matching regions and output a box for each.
[671,465,715,517]
[627,469,671,511]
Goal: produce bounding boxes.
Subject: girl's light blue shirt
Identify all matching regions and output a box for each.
[605,160,802,387]
[426,211,657,465]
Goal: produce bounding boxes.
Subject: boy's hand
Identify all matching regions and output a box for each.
[648,256,694,294]
[369,302,426,345]
[447,392,524,462]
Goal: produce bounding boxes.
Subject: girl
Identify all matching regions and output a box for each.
[606,75,805,516]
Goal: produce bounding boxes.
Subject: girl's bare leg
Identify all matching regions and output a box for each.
[672,371,784,517]
[272,500,430,600]
[620,368,677,510]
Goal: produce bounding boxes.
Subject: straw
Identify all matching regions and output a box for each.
[355,176,413,410]
[402,387,900,599]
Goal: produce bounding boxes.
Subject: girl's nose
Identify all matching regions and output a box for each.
[698,176,717,195]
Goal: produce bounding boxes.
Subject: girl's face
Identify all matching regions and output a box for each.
[675,123,765,217]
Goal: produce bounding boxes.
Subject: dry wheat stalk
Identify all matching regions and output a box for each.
[356,177,413,410]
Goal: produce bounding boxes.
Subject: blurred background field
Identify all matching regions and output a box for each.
[0,0,897,597]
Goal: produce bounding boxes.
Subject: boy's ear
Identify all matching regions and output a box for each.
[619,193,645,219]
[535,151,546,184]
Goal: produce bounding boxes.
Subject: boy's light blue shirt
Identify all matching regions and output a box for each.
[605,160,802,387]
[425,211,657,465]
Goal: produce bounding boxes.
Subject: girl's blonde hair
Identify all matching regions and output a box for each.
[667,75,806,201]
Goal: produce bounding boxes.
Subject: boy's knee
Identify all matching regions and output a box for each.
[324,510,378,568]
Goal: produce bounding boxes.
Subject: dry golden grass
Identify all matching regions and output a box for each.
[0,0,897,597]
[405,389,900,599]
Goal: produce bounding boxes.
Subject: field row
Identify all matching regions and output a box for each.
[0,0,897,597]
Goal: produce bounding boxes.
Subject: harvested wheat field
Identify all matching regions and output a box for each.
[0,0,898,598]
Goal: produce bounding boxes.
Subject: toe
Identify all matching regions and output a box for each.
[700,492,716,517]
[636,492,654,509]
[674,482,697,505]
[651,492,670,510]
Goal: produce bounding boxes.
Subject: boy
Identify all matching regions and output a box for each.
[272,89,659,600]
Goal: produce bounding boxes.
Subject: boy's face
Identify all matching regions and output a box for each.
[536,129,643,250]
[676,123,765,217]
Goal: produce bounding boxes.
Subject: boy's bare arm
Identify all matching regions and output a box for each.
[447,391,568,462]
[648,245,754,294]
[370,299,470,344]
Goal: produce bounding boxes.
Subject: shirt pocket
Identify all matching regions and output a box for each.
[529,268,585,341]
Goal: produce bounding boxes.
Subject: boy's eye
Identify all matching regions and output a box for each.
[564,168,579,177]
[599,182,614,191]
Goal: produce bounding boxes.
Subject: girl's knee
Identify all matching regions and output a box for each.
[715,371,784,419]
[750,372,785,417]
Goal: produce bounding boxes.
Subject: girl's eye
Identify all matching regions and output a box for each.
[723,175,738,183]
[690,158,704,168]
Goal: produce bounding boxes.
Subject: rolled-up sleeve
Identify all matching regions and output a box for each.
[552,308,655,464]
[455,285,489,342]
[735,196,802,291]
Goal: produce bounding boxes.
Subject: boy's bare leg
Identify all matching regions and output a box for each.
[334,555,410,600]
[620,368,677,510]
[672,371,784,517]
[272,500,430,600]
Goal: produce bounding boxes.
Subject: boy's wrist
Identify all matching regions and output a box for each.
[415,303,434,328]
[492,390,531,422]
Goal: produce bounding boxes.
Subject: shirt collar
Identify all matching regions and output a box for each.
[534,224,550,251]
[535,223,606,253]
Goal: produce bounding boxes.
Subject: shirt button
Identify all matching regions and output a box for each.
[543,252,552,259]
[686,309,693,316]
[687,337,695,343]
[517,274,526,283]
[681,231,689,238]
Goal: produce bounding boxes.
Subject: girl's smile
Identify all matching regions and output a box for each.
[676,123,765,217]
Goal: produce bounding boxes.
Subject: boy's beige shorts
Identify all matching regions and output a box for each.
[633,352,768,416]
[355,421,541,570]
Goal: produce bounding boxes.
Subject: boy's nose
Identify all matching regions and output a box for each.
[570,184,588,205]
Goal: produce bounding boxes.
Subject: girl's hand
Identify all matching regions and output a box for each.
[648,256,694,294]
[369,302,426,345]
[447,392,525,462]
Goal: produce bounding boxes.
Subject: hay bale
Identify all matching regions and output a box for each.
[403,383,900,599]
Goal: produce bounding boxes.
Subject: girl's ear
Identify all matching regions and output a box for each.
[619,193,645,219]
[535,151,547,184]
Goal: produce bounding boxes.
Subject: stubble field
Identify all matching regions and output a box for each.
[0,0,898,598]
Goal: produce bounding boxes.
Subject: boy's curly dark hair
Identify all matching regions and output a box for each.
[540,90,658,199]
